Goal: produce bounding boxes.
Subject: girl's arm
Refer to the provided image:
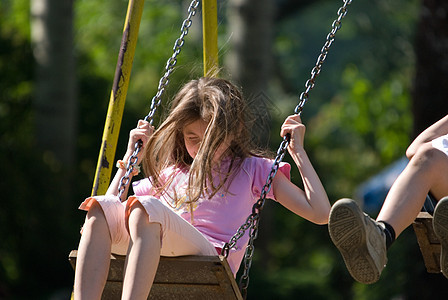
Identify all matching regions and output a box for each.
[272,115,330,225]
[406,114,448,159]
[106,120,153,200]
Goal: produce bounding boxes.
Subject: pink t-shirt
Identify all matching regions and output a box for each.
[132,156,291,274]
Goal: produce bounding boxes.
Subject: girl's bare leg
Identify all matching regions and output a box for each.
[74,201,112,300]
[377,143,448,236]
[329,143,448,284]
[122,202,161,300]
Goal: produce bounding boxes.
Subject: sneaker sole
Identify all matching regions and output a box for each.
[433,197,448,278]
[328,198,380,284]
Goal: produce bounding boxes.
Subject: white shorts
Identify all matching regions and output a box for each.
[79,195,218,257]
[432,134,448,157]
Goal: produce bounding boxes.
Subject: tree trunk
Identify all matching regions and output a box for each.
[226,0,274,147]
[408,1,448,296]
[412,0,448,137]
[225,0,275,266]
[30,0,77,201]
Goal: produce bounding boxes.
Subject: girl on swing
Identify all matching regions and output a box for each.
[74,77,331,299]
[328,113,448,284]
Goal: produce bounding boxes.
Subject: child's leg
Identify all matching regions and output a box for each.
[329,198,387,284]
[74,201,112,300]
[121,201,161,300]
[119,196,218,298]
[329,142,448,284]
[377,142,448,236]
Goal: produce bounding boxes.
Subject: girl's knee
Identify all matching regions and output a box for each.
[128,201,150,228]
[81,201,110,239]
[127,200,161,238]
[85,201,107,224]
[410,143,447,170]
[128,201,148,221]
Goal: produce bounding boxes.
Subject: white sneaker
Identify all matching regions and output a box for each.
[328,198,387,284]
[433,196,448,278]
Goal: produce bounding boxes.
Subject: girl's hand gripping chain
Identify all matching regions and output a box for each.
[107,120,154,197]
[123,120,154,163]
[280,114,306,153]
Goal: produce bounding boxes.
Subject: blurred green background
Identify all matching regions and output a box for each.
[1,0,448,299]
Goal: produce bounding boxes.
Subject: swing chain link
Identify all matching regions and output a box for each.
[223,0,353,298]
[145,0,200,124]
[117,141,143,200]
[295,0,352,116]
[117,0,200,201]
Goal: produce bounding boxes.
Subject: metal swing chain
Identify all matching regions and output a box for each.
[294,0,352,116]
[117,0,200,201]
[221,0,353,297]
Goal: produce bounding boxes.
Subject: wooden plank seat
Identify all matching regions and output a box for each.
[412,211,441,273]
[69,250,243,299]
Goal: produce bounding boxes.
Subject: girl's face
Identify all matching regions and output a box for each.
[183,119,229,160]
[183,119,208,159]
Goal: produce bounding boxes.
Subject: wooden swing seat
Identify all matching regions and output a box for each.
[69,250,243,299]
[412,211,441,273]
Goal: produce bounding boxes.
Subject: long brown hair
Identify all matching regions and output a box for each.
[143,77,263,206]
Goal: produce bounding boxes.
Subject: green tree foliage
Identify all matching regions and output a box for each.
[308,65,412,199]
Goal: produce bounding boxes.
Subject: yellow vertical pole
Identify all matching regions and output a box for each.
[202,0,219,76]
[91,0,145,196]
